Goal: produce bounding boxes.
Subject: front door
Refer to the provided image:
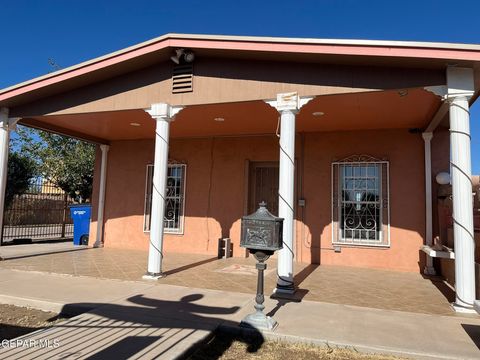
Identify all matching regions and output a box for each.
[248,161,279,216]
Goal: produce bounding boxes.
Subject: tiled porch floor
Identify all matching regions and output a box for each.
[0,247,456,316]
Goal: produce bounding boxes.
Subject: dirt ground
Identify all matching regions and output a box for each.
[0,304,64,340]
[190,331,407,360]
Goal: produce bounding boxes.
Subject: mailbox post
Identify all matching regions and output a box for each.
[240,202,283,331]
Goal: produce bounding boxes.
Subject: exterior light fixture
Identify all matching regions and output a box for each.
[183,51,195,63]
[312,111,325,116]
[170,49,195,64]
[436,172,451,185]
[214,117,225,122]
[129,122,141,127]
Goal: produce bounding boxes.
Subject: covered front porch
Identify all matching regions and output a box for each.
[14,88,444,279]
[1,83,476,314]
[1,34,479,313]
[0,246,455,316]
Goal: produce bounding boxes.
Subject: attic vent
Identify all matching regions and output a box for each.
[172,64,193,93]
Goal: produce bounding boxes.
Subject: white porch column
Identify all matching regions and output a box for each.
[266,93,313,294]
[93,144,109,248]
[422,132,436,275]
[0,108,10,244]
[143,103,183,279]
[447,67,476,312]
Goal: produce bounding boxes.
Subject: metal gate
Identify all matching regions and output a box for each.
[1,178,74,244]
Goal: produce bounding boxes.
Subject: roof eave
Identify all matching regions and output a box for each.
[2,33,480,104]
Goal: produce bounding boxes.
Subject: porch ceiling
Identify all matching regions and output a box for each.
[20,88,441,142]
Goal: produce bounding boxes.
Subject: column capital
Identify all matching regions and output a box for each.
[0,108,19,130]
[265,92,314,113]
[145,103,184,121]
[424,85,447,99]
[99,144,110,153]
[7,118,20,131]
[446,67,474,101]
[0,107,8,119]
[0,108,8,128]
[422,132,433,142]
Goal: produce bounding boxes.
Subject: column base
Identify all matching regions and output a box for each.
[473,300,480,315]
[423,266,436,276]
[274,283,296,296]
[93,241,104,248]
[241,311,278,332]
[452,302,476,314]
[142,272,166,280]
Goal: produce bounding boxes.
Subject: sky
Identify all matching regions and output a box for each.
[1,0,479,173]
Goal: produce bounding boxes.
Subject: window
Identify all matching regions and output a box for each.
[332,155,389,247]
[144,163,186,234]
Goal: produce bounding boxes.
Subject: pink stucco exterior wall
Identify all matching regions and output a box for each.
[90,129,431,272]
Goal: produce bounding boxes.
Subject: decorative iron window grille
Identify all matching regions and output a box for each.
[331,155,390,247]
[144,163,186,234]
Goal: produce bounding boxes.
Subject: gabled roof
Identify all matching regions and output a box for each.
[1,33,480,107]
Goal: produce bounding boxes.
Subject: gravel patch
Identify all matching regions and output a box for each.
[0,304,67,340]
[189,331,408,360]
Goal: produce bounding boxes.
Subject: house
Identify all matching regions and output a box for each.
[0,34,479,313]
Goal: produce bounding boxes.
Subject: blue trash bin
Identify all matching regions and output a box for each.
[70,204,92,246]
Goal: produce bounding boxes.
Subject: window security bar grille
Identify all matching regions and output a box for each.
[144,163,186,234]
[331,155,390,247]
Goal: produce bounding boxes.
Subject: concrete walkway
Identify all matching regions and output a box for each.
[0,242,86,261]
[0,268,478,360]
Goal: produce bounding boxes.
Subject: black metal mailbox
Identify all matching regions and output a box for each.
[241,202,283,252]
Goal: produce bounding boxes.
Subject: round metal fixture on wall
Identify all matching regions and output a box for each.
[436,172,451,185]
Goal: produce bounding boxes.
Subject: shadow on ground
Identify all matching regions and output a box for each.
[0,324,45,341]
[424,275,456,303]
[164,257,219,276]
[462,324,480,351]
[25,294,265,359]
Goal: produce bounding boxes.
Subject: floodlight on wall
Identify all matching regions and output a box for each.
[436,172,451,185]
[170,49,195,64]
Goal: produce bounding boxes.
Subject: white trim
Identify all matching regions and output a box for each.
[331,158,390,248]
[143,163,186,235]
[143,164,152,234]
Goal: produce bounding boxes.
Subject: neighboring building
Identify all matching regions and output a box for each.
[40,178,65,195]
[0,34,479,312]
